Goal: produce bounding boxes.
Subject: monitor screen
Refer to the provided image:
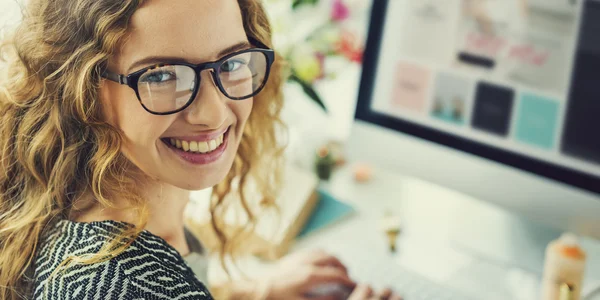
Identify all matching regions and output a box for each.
[356,0,600,194]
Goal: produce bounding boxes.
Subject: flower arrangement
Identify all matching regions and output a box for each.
[265,0,368,111]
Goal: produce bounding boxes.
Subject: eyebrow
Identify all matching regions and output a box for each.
[126,41,253,73]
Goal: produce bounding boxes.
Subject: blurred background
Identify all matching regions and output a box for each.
[262,0,372,169]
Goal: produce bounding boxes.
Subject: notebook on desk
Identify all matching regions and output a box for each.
[297,190,355,239]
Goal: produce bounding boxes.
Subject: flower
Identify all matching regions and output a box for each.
[290,46,324,83]
[335,30,363,63]
[263,0,366,112]
[331,0,350,22]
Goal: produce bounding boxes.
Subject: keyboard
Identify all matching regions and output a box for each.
[295,217,475,300]
[347,250,474,300]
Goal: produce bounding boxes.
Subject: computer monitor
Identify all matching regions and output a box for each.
[350,0,600,239]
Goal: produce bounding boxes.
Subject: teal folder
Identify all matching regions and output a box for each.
[297,190,355,238]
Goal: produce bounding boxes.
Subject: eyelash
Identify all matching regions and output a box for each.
[141,70,177,83]
[221,59,248,72]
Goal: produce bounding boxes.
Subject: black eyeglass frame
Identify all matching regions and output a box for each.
[101,48,275,115]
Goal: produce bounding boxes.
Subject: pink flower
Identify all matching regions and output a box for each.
[331,0,350,22]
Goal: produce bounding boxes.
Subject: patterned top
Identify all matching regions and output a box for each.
[31,220,213,300]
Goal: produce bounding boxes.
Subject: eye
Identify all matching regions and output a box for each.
[140,70,177,84]
[220,59,247,73]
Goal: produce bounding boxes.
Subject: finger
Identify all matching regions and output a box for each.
[389,294,403,300]
[348,284,373,300]
[308,252,348,274]
[306,296,339,300]
[304,249,333,264]
[297,249,328,261]
[302,267,356,290]
[377,288,393,299]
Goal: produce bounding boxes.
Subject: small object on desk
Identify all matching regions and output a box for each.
[315,146,336,181]
[560,282,574,300]
[385,227,401,253]
[380,211,402,253]
[541,233,586,300]
[353,163,373,183]
[325,140,347,167]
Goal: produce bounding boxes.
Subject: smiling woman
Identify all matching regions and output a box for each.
[0,0,402,299]
[0,0,286,299]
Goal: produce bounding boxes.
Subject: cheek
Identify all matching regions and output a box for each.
[99,83,172,150]
[230,98,253,128]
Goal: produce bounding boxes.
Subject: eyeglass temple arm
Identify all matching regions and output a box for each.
[101,69,128,85]
[249,36,268,50]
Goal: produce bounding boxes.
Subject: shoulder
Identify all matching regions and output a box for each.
[113,230,213,299]
[32,220,213,300]
[35,257,213,300]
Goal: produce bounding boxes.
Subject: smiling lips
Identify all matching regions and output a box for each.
[163,128,230,165]
[169,133,225,154]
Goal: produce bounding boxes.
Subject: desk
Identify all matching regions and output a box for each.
[292,163,600,300]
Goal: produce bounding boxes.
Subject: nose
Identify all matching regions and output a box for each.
[183,70,227,129]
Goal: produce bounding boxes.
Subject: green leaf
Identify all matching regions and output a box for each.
[292,0,319,9]
[289,73,328,113]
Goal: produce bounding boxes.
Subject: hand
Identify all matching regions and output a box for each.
[348,284,403,300]
[258,250,356,300]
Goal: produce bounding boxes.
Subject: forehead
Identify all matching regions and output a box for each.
[116,0,247,70]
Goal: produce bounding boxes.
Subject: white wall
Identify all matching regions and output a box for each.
[0,0,24,30]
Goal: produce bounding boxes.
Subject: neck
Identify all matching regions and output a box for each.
[144,183,191,254]
[73,180,192,256]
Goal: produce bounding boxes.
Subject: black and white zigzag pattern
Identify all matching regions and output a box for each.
[32,220,213,300]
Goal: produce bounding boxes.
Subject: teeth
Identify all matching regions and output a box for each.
[189,141,199,152]
[198,141,209,153]
[169,131,226,153]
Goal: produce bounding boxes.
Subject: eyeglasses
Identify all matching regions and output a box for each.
[101,48,275,115]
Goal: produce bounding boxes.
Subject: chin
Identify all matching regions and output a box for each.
[174,161,235,191]
[181,176,226,191]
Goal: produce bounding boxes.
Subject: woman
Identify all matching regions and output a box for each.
[0,0,400,299]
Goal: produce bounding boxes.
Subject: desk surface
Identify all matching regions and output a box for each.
[292,164,600,300]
